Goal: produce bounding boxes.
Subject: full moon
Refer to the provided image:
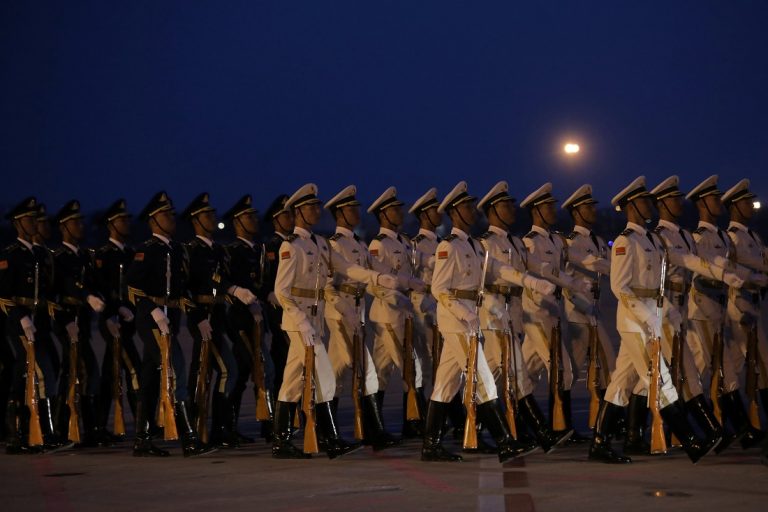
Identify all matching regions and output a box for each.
[564,143,580,154]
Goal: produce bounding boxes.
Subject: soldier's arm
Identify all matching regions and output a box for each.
[274,240,308,327]
[610,236,653,326]
[432,241,473,322]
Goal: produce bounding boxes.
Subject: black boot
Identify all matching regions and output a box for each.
[362,394,401,451]
[402,392,424,438]
[5,400,28,455]
[721,391,765,449]
[52,394,70,443]
[660,401,720,464]
[316,400,361,459]
[421,400,462,462]
[271,401,310,459]
[686,395,729,454]
[231,390,255,444]
[176,401,217,457]
[561,390,589,444]
[589,400,631,463]
[462,421,499,454]
[448,394,466,440]
[519,394,572,454]
[209,393,239,449]
[288,402,299,441]
[478,399,538,463]
[132,399,170,457]
[81,395,111,447]
[623,394,650,455]
[375,390,385,411]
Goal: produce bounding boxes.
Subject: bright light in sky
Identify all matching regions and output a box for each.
[218,222,225,230]
[754,201,761,210]
[564,143,580,154]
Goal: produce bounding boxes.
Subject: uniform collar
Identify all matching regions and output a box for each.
[728,221,748,232]
[276,231,290,241]
[418,228,437,240]
[152,233,171,246]
[531,225,550,236]
[237,236,255,249]
[657,219,680,231]
[195,235,214,248]
[62,241,80,254]
[378,227,398,239]
[335,226,354,237]
[294,226,312,239]
[488,225,507,237]
[626,222,647,234]
[109,237,125,251]
[16,237,33,251]
[573,225,591,236]
[450,227,469,241]
[697,221,718,232]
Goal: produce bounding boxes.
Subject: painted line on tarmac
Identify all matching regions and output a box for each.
[478,456,536,511]
[31,455,77,512]
[376,455,459,493]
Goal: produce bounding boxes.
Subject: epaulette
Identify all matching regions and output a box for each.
[186,237,205,249]
[4,241,23,253]
[654,225,667,234]
[412,233,426,244]
[145,237,164,247]
[374,233,387,241]
[443,233,458,242]
[287,233,299,242]
[566,231,578,240]
[399,233,411,244]
[693,226,707,235]
[329,233,343,242]
[524,231,538,239]
[727,226,739,233]
[619,228,635,237]
[477,231,493,240]
[53,246,67,257]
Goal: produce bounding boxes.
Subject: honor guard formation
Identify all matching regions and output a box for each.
[2,177,768,467]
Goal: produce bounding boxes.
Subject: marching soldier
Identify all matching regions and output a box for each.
[127,191,215,457]
[422,181,537,463]
[271,183,399,459]
[51,200,106,446]
[649,176,742,454]
[1,198,58,453]
[519,183,592,441]
[367,187,427,437]
[183,193,257,449]
[222,194,274,443]
[261,194,294,426]
[722,180,768,426]
[686,176,764,448]
[323,185,399,450]
[588,176,719,464]
[93,199,141,441]
[476,182,572,453]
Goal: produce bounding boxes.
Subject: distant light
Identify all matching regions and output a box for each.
[754,201,761,210]
[564,143,580,154]
[218,222,225,230]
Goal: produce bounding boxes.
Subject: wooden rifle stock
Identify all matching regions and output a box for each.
[709,329,725,423]
[648,334,668,454]
[302,345,319,454]
[431,322,442,388]
[586,322,601,429]
[746,323,761,429]
[351,324,365,441]
[403,317,420,421]
[24,335,44,447]
[252,320,273,422]
[669,328,685,447]
[501,330,517,438]
[463,332,479,450]
[549,321,567,431]
[193,333,211,443]
[112,334,126,437]
[67,332,81,443]
[158,332,179,441]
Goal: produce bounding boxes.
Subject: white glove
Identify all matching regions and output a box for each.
[296,319,318,347]
[249,302,263,322]
[713,256,731,270]
[87,294,105,313]
[749,272,768,288]
[723,272,745,289]
[65,321,80,341]
[573,277,593,296]
[118,306,134,322]
[106,316,121,338]
[230,285,257,305]
[488,305,505,320]
[666,308,682,330]
[20,316,36,341]
[267,291,280,308]
[376,273,398,289]
[522,274,556,295]
[197,318,213,341]
[150,307,171,335]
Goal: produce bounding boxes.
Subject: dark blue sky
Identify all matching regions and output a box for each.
[2,1,767,216]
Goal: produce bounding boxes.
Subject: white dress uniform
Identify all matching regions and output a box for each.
[367,187,425,393]
[275,188,390,405]
[561,185,615,390]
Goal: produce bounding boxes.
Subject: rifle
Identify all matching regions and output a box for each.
[302,255,322,454]
[403,243,420,421]
[746,321,761,430]
[252,316,273,423]
[431,322,442,388]
[351,315,365,440]
[549,319,567,431]
[194,262,218,443]
[587,244,606,429]
[158,252,179,441]
[66,265,85,443]
[112,262,126,437]
[649,251,668,455]
[501,328,518,438]
[25,261,44,447]
[463,247,489,450]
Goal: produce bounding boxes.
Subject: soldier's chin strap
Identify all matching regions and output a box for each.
[699,196,719,222]
[236,216,258,236]
[381,208,399,231]
[657,199,676,221]
[192,215,214,238]
[109,219,130,239]
[629,201,652,225]
[274,213,291,235]
[295,206,311,228]
[733,201,750,222]
[338,208,355,230]
[150,215,172,239]
[62,221,81,245]
[16,219,36,240]
[453,205,472,230]
[491,204,511,230]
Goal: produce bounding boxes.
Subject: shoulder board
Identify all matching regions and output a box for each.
[374,233,387,241]
[524,231,539,239]
[693,226,706,235]
[329,233,343,242]
[477,231,492,240]
[566,231,578,240]
[653,225,666,234]
[620,228,635,237]
[5,242,22,252]
[443,233,458,242]
[727,226,738,233]
[412,233,426,244]
[54,247,67,257]
[145,237,163,247]
[287,233,299,242]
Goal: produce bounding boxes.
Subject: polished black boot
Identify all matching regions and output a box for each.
[176,401,218,457]
[81,395,111,447]
[519,394,572,454]
[478,399,538,463]
[52,394,70,443]
[560,390,589,444]
[721,391,765,449]
[448,394,466,440]
[316,400,361,459]
[686,395,729,454]
[288,402,299,440]
[660,401,720,464]
[402,393,424,438]
[588,400,631,464]
[209,393,239,449]
[5,400,28,455]
[362,394,401,451]
[271,401,310,459]
[230,390,255,444]
[132,400,170,457]
[623,394,650,455]
[421,400,462,462]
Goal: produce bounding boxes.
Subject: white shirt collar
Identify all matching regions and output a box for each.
[658,219,680,231]
[488,225,507,237]
[195,235,213,248]
[573,225,591,236]
[627,222,647,234]
[531,225,550,236]
[335,226,354,237]
[697,221,719,231]
[450,227,469,241]
[109,238,125,251]
[294,226,312,239]
[62,241,79,254]
[16,238,33,251]
[378,227,398,239]
[418,228,437,240]
[237,236,255,249]
[728,221,749,232]
[152,233,171,245]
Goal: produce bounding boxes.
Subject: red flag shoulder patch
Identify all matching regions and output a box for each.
[0,260,7,270]
[267,252,276,261]
[134,253,145,261]
[438,251,448,260]
[281,251,291,260]
[370,249,379,256]
[615,247,626,256]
